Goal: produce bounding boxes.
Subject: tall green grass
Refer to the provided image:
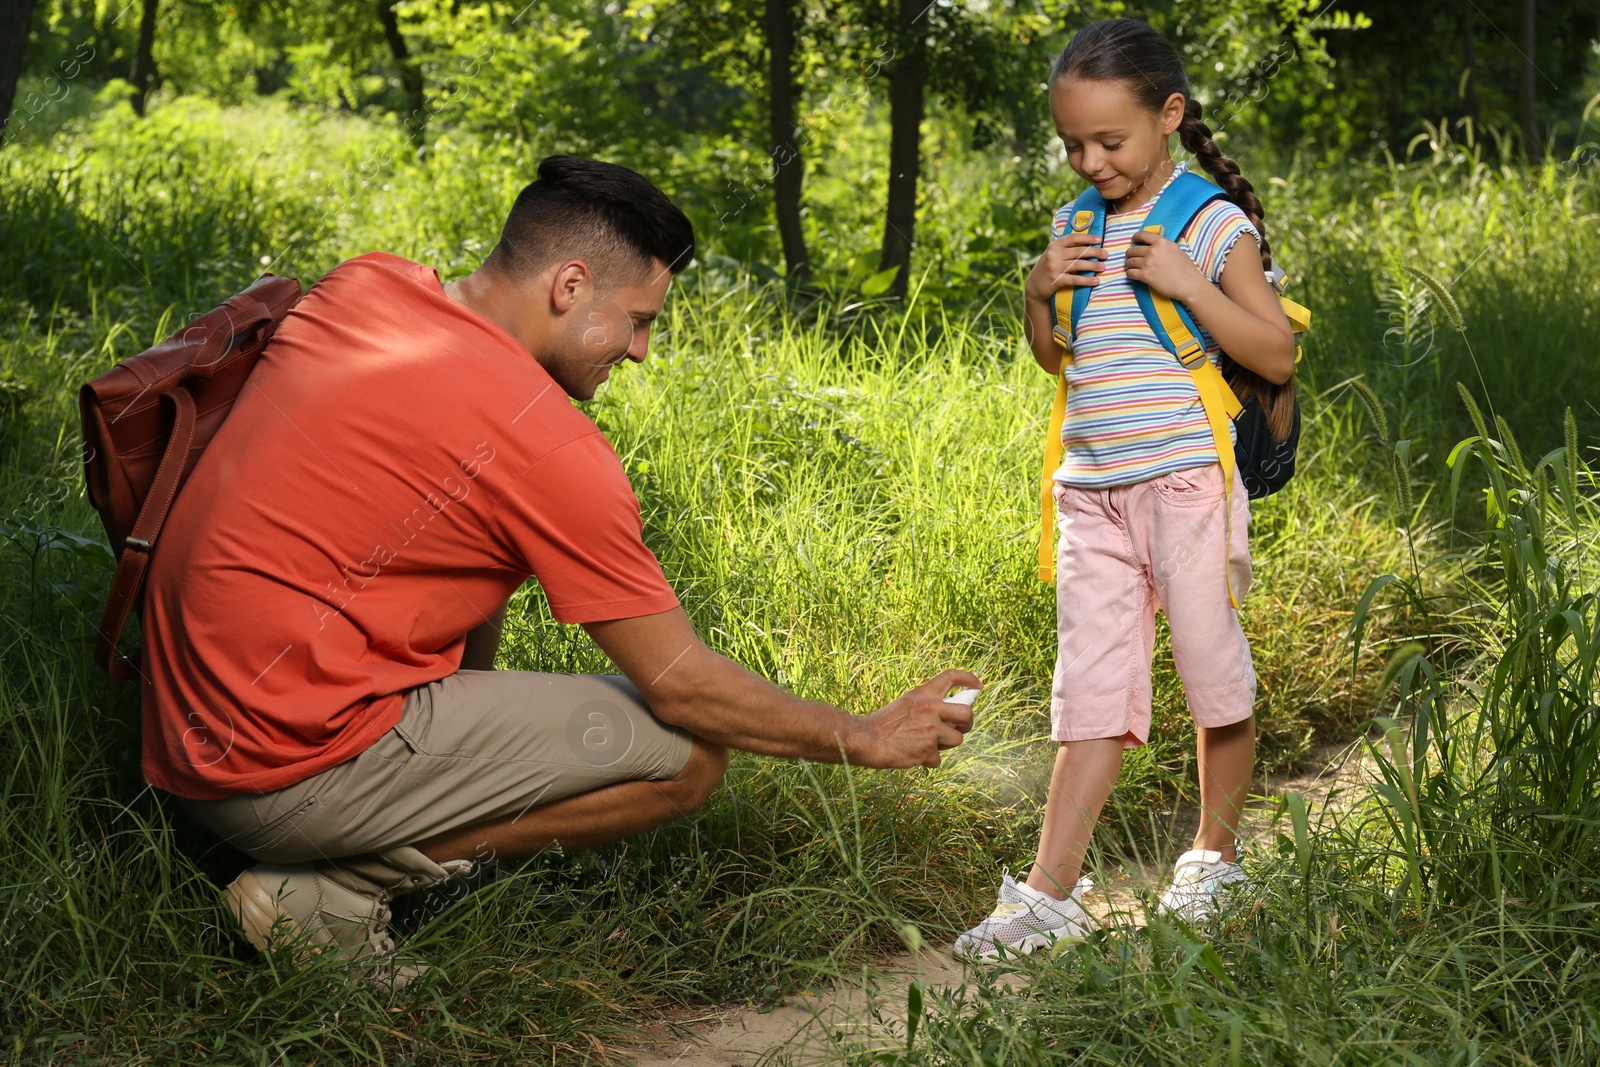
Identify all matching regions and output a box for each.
[861,409,1600,1066]
[0,95,1596,1062]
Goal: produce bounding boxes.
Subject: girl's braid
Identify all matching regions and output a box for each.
[1178,99,1273,272]
[1179,99,1295,440]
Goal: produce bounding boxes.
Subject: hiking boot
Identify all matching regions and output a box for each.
[953,873,1096,961]
[1156,849,1250,923]
[224,846,472,988]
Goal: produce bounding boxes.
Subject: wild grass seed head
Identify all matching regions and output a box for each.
[1350,378,1390,448]
[1401,265,1466,333]
[1456,382,1492,444]
[1392,450,1415,516]
[1565,407,1580,497]
[1494,416,1527,476]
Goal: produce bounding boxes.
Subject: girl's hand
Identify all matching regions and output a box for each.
[1124,229,1207,303]
[1024,233,1106,306]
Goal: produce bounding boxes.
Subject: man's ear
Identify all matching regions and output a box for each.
[548,260,594,314]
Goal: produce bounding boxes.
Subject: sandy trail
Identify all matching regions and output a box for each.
[620,736,1373,1067]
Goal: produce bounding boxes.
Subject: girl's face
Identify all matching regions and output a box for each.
[1050,77,1185,208]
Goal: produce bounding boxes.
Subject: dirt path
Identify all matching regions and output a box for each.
[619,737,1373,1067]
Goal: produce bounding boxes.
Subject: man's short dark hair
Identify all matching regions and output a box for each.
[486,156,696,285]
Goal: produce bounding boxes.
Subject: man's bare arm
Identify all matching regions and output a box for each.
[460,602,508,671]
[583,608,980,768]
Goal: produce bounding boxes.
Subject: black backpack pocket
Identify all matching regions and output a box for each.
[1234,392,1300,500]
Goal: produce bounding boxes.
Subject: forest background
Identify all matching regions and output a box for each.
[2,0,1600,1063]
[5,0,1600,295]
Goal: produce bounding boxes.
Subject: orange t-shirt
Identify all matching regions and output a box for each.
[140,253,680,800]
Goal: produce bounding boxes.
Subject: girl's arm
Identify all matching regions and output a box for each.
[1124,231,1295,384]
[1023,231,1106,375]
[1022,294,1065,374]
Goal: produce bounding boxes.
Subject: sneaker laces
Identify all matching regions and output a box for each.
[983,899,1033,924]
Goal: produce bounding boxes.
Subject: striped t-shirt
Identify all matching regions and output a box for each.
[1049,164,1260,488]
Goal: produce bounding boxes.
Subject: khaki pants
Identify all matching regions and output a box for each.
[181,670,693,864]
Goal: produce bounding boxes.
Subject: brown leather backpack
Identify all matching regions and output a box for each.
[78,274,302,679]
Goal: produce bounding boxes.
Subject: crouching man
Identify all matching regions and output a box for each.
[137,156,979,983]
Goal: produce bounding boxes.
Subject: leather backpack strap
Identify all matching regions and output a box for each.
[95,387,199,680]
[187,300,275,378]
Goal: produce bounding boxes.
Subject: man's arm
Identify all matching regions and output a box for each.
[460,602,508,671]
[583,608,980,769]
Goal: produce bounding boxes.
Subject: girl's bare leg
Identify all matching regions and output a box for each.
[1026,737,1125,900]
[1193,715,1255,862]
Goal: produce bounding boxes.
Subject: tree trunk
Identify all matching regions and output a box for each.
[128,0,157,117]
[1460,0,1478,134]
[0,0,37,145]
[378,0,425,148]
[1517,0,1540,164]
[765,0,809,279]
[878,0,924,300]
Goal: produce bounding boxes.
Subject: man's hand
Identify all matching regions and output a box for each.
[846,669,983,769]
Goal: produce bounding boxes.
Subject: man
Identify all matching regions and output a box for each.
[140,155,979,981]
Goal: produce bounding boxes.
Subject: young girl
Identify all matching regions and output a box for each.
[955,18,1296,960]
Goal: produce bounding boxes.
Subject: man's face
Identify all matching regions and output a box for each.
[545,258,673,401]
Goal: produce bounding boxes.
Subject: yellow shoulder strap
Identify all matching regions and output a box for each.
[1141,224,1244,609]
[1280,295,1311,335]
[1039,209,1099,582]
[1039,367,1067,582]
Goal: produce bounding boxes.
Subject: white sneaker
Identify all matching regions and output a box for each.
[953,873,1096,961]
[1157,849,1250,922]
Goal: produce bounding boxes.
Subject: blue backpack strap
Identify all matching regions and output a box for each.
[1066,187,1106,339]
[1129,171,1228,358]
[1045,189,1109,348]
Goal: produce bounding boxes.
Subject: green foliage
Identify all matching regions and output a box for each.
[400,0,756,152]
[0,63,1599,1063]
[861,876,1600,1064]
[1360,401,1600,908]
[1313,0,1600,154]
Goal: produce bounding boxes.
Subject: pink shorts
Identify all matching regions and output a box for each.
[1050,462,1256,747]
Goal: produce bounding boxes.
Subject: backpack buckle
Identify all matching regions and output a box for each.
[1072,210,1094,233]
[1175,338,1208,369]
[125,536,152,552]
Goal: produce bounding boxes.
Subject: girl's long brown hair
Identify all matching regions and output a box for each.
[1052,18,1295,440]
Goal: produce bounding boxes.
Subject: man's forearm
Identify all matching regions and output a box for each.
[649,644,865,762]
[583,607,974,769]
